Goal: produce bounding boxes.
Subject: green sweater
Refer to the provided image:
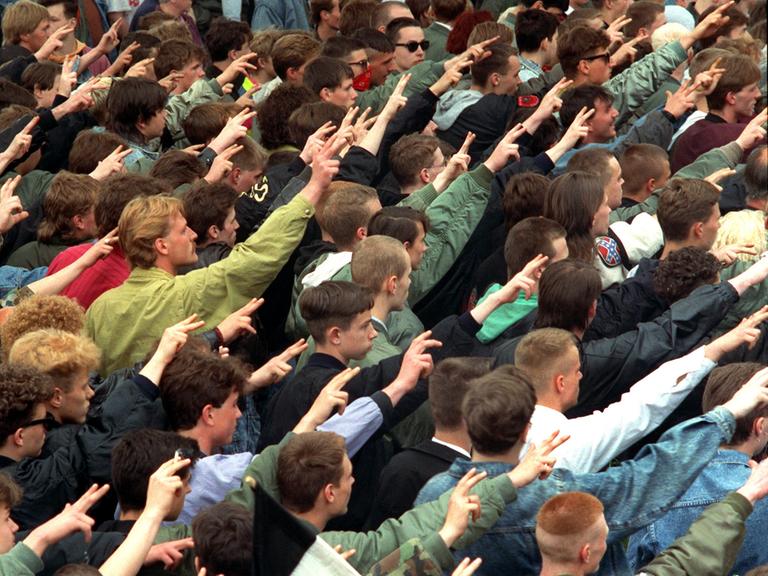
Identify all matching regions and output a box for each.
[475,287,538,344]
[0,543,42,576]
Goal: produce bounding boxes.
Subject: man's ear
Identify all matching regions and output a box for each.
[50,387,64,409]
[531,0,545,8]
[322,483,335,504]
[227,48,239,62]
[554,373,566,394]
[490,71,501,87]
[318,86,331,102]
[692,221,705,239]
[385,274,398,295]
[207,224,219,241]
[154,236,170,256]
[201,404,216,425]
[356,226,368,242]
[646,178,656,193]
[753,416,767,439]
[11,427,25,448]
[419,167,431,184]
[72,213,86,231]
[579,543,592,564]
[327,326,342,345]
[577,59,591,78]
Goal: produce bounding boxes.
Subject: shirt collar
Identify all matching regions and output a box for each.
[306,352,347,371]
[431,437,471,459]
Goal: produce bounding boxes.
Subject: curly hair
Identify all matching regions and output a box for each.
[1,295,85,361]
[0,364,54,440]
[653,247,721,304]
[257,84,318,150]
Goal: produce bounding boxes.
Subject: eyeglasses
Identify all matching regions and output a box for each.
[23,416,56,431]
[347,58,369,69]
[395,40,430,53]
[581,52,610,63]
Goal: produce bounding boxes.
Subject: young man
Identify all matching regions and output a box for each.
[628,362,768,574]
[515,321,765,474]
[321,36,373,92]
[256,33,321,103]
[0,0,51,65]
[180,182,239,272]
[515,9,560,83]
[618,144,671,207]
[423,0,468,62]
[656,178,721,259]
[302,56,358,110]
[128,0,202,46]
[153,39,207,96]
[386,17,428,73]
[203,18,252,96]
[671,54,763,172]
[350,28,398,88]
[415,362,768,575]
[310,0,341,41]
[191,502,252,576]
[388,134,445,197]
[366,357,492,528]
[85,130,338,375]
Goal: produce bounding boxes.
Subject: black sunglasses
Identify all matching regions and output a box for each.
[24,416,56,431]
[395,40,430,53]
[581,52,610,63]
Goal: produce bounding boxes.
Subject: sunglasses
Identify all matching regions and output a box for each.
[395,40,430,53]
[581,52,610,63]
[347,58,369,69]
[23,416,56,431]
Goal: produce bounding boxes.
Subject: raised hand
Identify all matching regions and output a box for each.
[737,457,768,504]
[706,306,768,361]
[217,52,259,87]
[0,176,28,234]
[58,56,78,98]
[351,107,376,144]
[205,143,242,183]
[79,228,118,267]
[144,538,194,570]
[380,73,410,121]
[703,167,736,191]
[216,297,263,343]
[1,115,38,168]
[690,0,734,41]
[721,366,768,419]
[452,558,484,576]
[497,253,549,303]
[434,131,473,192]
[35,24,75,60]
[235,82,261,109]
[508,430,570,487]
[398,330,443,383]
[159,71,185,94]
[209,109,255,154]
[606,15,632,44]
[609,33,648,68]
[484,123,527,172]
[154,315,206,365]
[96,17,122,56]
[294,367,360,432]
[556,107,594,152]
[124,56,155,79]
[431,57,472,96]
[144,457,191,520]
[247,339,309,391]
[110,41,140,75]
[711,243,758,266]
[301,135,342,204]
[736,108,767,151]
[693,57,726,97]
[446,36,499,71]
[664,78,701,119]
[438,468,488,548]
[90,145,131,180]
[299,121,337,164]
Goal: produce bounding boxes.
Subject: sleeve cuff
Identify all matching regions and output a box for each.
[469,164,494,189]
[457,312,482,336]
[421,532,456,571]
[132,374,160,400]
[532,152,555,173]
[370,390,395,428]
[724,491,754,519]
[489,474,518,504]
[198,147,217,169]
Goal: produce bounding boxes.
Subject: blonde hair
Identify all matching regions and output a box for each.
[515,328,579,393]
[351,235,410,293]
[9,329,101,390]
[651,22,689,51]
[118,195,183,269]
[2,0,49,46]
[715,209,767,263]
[0,295,85,361]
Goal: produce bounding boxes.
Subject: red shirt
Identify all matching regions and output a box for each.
[46,243,131,309]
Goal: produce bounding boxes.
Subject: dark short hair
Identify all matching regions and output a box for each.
[653,247,721,303]
[159,348,248,431]
[20,61,60,92]
[119,31,161,63]
[183,102,239,146]
[272,33,321,80]
[111,429,198,512]
[624,1,664,38]
[350,27,395,53]
[277,432,346,512]
[341,1,379,36]
[385,16,422,43]
[367,205,431,244]
[38,0,78,18]
[106,78,167,143]
[192,502,253,575]
[183,182,239,243]
[0,364,54,441]
[535,259,602,332]
[257,84,318,150]
[619,143,669,197]
[68,130,128,175]
[566,147,615,190]
[287,102,346,149]
[657,179,720,242]
[703,363,768,445]
[515,9,559,53]
[557,25,610,78]
[299,280,374,343]
[560,83,613,131]
[321,36,368,60]
[463,365,537,454]
[303,56,354,95]
[153,39,206,80]
[148,149,206,189]
[429,357,492,429]
[204,17,252,61]
[471,42,516,86]
[389,133,441,187]
[317,183,379,247]
[706,54,761,111]
[502,172,550,230]
[505,217,566,278]
[96,173,171,237]
[745,146,768,202]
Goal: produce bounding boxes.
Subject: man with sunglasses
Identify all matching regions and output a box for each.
[386,17,430,72]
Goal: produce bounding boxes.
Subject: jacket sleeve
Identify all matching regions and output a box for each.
[605,40,688,129]
[164,78,224,143]
[613,109,675,158]
[319,474,518,574]
[407,165,494,305]
[337,146,380,186]
[0,543,42,576]
[356,62,444,115]
[177,193,313,326]
[641,492,751,576]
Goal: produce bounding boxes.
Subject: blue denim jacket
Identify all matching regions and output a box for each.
[627,449,766,575]
[414,408,736,576]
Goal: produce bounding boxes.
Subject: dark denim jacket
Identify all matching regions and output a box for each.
[628,449,767,575]
[414,408,736,576]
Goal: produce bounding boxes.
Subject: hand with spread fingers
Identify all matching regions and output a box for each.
[294,367,359,432]
[247,339,309,391]
[439,468,488,548]
[508,430,570,487]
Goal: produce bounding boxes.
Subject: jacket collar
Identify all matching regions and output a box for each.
[306,352,347,371]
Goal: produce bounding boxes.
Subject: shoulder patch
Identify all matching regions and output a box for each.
[518,95,540,108]
[595,236,622,268]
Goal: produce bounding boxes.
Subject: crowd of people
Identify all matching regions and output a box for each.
[0,0,766,574]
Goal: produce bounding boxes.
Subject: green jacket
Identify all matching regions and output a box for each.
[610,141,745,224]
[86,194,315,375]
[357,61,445,115]
[423,23,451,63]
[642,492,752,576]
[226,432,520,574]
[0,543,42,576]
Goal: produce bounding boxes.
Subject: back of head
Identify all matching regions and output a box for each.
[119,31,161,62]
[38,171,100,243]
[619,143,669,197]
[504,217,566,277]
[433,0,468,22]
[192,502,253,575]
[148,19,193,44]
[303,56,354,96]
[715,208,767,259]
[624,1,664,38]
[745,145,768,204]
[183,182,239,244]
[557,26,609,78]
[341,1,380,36]
[8,329,100,389]
[515,328,579,394]
[706,53,761,111]
[250,28,284,60]
[462,365,536,454]
[106,77,167,142]
[277,431,346,513]
[20,61,59,93]
[535,259,602,332]
[0,472,21,514]
[0,295,85,361]
[429,357,492,430]
[446,10,493,55]
[2,0,49,46]
[351,235,410,292]
[650,22,688,51]
[0,364,53,442]
[118,194,182,269]
[566,148,615,189]
[299,280,374,343]
[111,429,198,513]
[657,178,719,243]
[183,102,239,146]
[257,83,318,150]
[0,79,37,111]
[467,21,515,47]
[652,247,720,303]
[471,42,516,87]
[350,26,395,53]
[321,36,368,60]
[515,9,559,53]
[367,205,430,246]
[53,565,102,576]
[316,184,379,248]
[159,347,248,432]
[389,133,441,188]
[703,363,768,445]
[272,33,321,81]
[560,83,613,129]
[97,173,171,238]
[373,1,414,30]
[204,17,252,62]
[149,149,206,189]
[288,102,346,149]
[688,47,732,79]
[68,130,128,175]
[536,492,605,564]
[502,172,550,230]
